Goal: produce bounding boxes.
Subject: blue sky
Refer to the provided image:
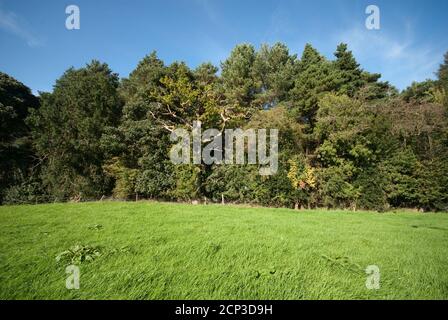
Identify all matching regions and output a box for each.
[0,0,447,93]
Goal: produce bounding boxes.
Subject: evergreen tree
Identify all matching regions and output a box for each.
[402,80,438,103]
[437,51,448,107]
[220,44,258,125]
[333,43,363,96]
[0,72,39,203]
[252,43,298,109]
[437,51,448,87]
[334,43,394,100]
[104,52,174,199]
[28,61,122,200]
[290,44,338,129]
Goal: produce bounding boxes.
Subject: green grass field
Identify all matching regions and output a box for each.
[0,202,447,300]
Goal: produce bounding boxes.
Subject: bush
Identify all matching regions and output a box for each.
[3,177,48,205]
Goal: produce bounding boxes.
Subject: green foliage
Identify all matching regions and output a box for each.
[314,94,394,209]
[56,244,103,264]
[247,105,304,153]
[437,52,448,89]
[317,164,360,209]
[0,72,39,203]
[2,172,48,205]
[28,61,122,200]
[415,159,448,211]
[382,148,421,208]
[316,94,390,167]
[402,80,439,103]
[103,157,139,199]
[221,44,257,115]
[2,46,448,211]
[353,166,388,211]
[205,106,307,208]
[252,43,298,108]
[333,43,364,96]
[437,52,448,107]
[290,44,338,128]
[170,164,201,201]
[205,164,262,203]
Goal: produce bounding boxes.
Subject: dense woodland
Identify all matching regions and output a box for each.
[1,43,448,211]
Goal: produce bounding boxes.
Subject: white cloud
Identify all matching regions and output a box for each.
[0,8,43,47]
[335,26,443,89]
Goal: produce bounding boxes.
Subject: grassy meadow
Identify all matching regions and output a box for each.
[0,202,447,300]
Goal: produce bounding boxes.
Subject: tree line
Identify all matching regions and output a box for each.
[1,43,447,211]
